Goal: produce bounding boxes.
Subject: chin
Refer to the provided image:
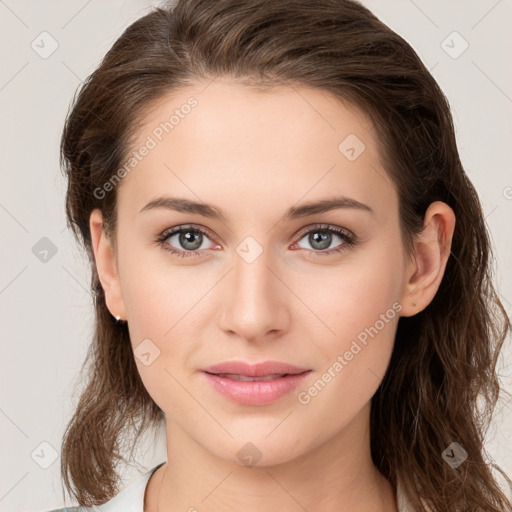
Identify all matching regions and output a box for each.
[203,433,306,469]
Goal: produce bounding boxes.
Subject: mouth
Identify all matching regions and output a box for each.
[204,372,305,381]
[202,359,311,378]
[201,365,312,406]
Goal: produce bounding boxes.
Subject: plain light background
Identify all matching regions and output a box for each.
[0,0,511,510]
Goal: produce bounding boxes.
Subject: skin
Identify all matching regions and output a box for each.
[89,79,455,512]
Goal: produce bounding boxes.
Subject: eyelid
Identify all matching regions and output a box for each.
[293,223,354,241]
[157,223,356,257]
[290,223,356,256]
[158,224,218,243]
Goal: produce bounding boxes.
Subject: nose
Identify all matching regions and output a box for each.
[218,243,290,343]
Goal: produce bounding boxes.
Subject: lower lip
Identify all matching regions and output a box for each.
[202,371,311,406]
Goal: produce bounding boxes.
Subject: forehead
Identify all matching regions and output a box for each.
[117,80,396,219]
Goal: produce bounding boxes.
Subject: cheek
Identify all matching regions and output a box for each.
[118,247,215,410]
[295,246,404,395]
[301,247,403,342]
[292,279,401,430]
[119,238,201,336]
[119,228,404,414]
[123,274,193,416]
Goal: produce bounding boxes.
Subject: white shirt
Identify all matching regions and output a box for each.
[47,461,415,511]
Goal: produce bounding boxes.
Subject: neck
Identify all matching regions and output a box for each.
[146,403,397,512]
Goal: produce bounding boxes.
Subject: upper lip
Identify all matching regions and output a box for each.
[202,360,310,377]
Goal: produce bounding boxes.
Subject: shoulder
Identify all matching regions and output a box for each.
[44,508,83,512]
[44,462,165,512]
[43,507,96,512]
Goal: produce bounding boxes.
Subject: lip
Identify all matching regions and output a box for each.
[201,360,311,406]
[202,360,310,377]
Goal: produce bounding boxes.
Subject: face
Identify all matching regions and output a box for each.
[93,80,416,467]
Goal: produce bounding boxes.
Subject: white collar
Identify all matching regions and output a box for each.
[85,463,416,512]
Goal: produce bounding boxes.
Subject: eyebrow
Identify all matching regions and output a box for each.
[139,195,374,221]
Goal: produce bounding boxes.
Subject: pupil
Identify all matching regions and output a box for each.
[310,231,331,250]
[180,230,202,250]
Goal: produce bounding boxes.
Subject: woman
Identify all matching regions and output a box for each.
[48,0,512,510]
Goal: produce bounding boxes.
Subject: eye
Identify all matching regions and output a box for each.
[156,223,356,259]
[156,225,218,258]
[292,224,356,256]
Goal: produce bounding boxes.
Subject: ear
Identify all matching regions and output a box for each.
[89,208,126,321]
[399,201,456,317]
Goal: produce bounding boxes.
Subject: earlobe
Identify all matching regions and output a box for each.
[89,209,126,321]
[400,201,456,317]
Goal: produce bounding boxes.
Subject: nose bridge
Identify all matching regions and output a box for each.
[220,236,288,340]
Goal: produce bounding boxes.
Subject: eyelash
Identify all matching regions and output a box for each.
[155,223,357,259]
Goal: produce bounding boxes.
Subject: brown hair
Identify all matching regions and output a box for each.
[59,0,512,510]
